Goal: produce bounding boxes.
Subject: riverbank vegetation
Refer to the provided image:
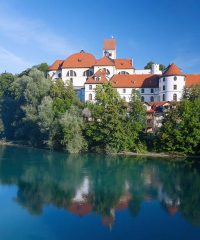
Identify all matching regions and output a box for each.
[0,65,200,155]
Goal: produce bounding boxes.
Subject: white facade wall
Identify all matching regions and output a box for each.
[116,69,134,75]
[85,83,97,102]
[115,88,159,102]
[94,66,116,79]
[62,68,93,88]
[159,76,185,101]
[103,49,116,59]
[48,70,62,80]
[134,69,151,74]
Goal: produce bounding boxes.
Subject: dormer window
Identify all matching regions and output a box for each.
[95,76,101,81]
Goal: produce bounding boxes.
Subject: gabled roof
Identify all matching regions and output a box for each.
[62,51,96,68]
[185,74,200,87]
[94,56,115,66]
[103,39,116,50]
[49,60,63,71]
[85,69,108,84]
[163,63,184,76]
[110,74,160,88]
[114,59,133,69]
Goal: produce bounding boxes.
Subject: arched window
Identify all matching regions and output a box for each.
[89,93,92,101]
[141,96,144,102]
[66,70,76,77]
[173,93,177,101]
[102,68,110,75]
[118,71,129,75]
[83,69,93,77]
[163,94,165,101]
[150,96,154,102]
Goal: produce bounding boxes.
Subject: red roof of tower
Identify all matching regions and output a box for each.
[103,39,116,50]
[163,63,184,76]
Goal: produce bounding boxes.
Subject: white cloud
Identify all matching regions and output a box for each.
[0,46,32,73]
[0,14,74,55]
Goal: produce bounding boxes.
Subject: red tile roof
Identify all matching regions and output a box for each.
[103,39,116,50]
[94,56,115,66]
[114,59,133,69]
[62,51,96,68]
[149,101,170,110]
[110,74,160,88]
[85,69,108,84]
[68,202,92,216]
[185,74,200,87]
[49,60,63,71]
[163,63,184,76]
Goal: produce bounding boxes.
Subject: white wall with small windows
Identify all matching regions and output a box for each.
[85,83,97,102]
[62,68,93,88]
[159,75,185,101]
[115,87,159,102]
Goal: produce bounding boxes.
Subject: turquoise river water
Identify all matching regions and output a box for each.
[0,146,200,240]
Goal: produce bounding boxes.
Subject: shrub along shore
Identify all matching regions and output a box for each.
[0,64,200,156]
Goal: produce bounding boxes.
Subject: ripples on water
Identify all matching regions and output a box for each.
[0,146,200,240]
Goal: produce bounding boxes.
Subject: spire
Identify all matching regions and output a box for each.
[163,63,184,76]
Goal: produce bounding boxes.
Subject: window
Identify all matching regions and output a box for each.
[163,94,165,101]
[141,88,144,93]
[174,76,177,81]
[123,88,126,93]
[70,78,73,84]
[141,96,144,102]
[163,85,165,91]
[163,77,165,82]
[151,88,154,93]
[66,70,76,77]
[89,85,92,90]
[173,85,177,90]
[118,71,129,75]
[83,70,93,77]
[150,96,154,102]
[173,93,177,101]
[102,68,110,75]
[89,93,92,101]
[58,73,62,78]
[123,96,126,101]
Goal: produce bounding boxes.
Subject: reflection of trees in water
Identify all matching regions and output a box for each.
[0,147,200,226]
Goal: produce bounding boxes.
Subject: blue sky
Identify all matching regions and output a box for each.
[0,0,200,74]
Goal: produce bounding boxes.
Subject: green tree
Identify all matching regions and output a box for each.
[126,90,146,152]
[59,106,87,153]
[85,83,129,153]
[144,61,165,71]
[158,99,200,154]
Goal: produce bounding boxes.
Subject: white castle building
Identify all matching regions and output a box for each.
[48,39,200,102]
